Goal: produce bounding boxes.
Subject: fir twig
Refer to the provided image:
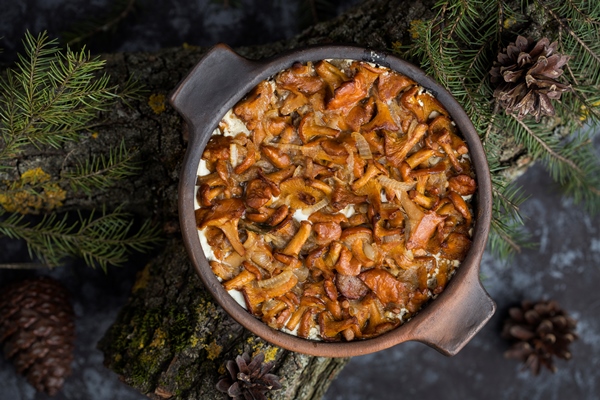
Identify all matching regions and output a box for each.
[0,207,161,270]
[0,31,120,167]
[0,31,160,269]
[61,139,141,195]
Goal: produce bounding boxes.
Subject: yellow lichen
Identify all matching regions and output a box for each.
[91,132,99,139]
[218,364,226,375]
[204,340,222,360]
[0,168,66,214]
[409,20,422,39]
[114,353,122,362]
[189,335,200,348]
[21,168,51,184]
[261,347,279,363]
[503,17,517,29]
[579,100,600,121]
[391,41,403,53]
[132,263,152,292]
[249,341,278,363]
[148,93,166,115]
[182,42,199,51]
[150,328,168,348]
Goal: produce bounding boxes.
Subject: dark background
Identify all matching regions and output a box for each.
[1,1,599,399]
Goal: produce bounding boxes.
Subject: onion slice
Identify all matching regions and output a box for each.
[352,132,373,160]
[378,175,416,194]
[303,198,328,215]
[257,268,294,289]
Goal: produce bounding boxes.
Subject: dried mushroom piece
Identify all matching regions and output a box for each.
[194,59,476,342]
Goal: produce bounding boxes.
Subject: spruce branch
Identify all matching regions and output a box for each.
[0,31,120,166]
[0,207,161,271]
[0,31,161,269]
[61,139,142,195]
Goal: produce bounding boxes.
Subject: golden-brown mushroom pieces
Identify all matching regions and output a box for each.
[448,174,477,196]
[346,97,375,132]
[318,312,359,341]
[359,269,409,306]
[377,71,415,103]
[361,99,400,132]
[327,64,379,113]
[298,112,341,143]
[198,198,247,256]
[313,222,343,246]
[315,60,348,93]
[233,81,274,130]
[276,61,325,95]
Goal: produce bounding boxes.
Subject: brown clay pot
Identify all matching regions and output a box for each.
[170,43,495,357]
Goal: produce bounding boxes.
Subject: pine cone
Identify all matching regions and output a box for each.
[502,299,578,375]
[216,352,282,400]
[0,277,75,396]
[490,35,571,122]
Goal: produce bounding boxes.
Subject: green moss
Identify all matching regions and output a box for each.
[167,305,197,352]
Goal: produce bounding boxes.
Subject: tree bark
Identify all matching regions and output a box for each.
[13,0,545,398]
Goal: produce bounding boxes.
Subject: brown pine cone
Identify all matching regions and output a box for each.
[0,276,76,396]
[502,299,577,375]
[216,352,282,400]
[490,35,571,122]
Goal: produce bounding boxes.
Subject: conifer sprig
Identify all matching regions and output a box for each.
[402,0,600,258]
[0,31,118,166]
[0,31,161,269]
[62,140,141,195]
[0,207,159,271]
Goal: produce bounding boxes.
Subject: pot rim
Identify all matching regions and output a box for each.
[174,43,494,357]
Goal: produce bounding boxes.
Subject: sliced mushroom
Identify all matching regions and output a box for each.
[199,198,246,256]
[377,71,415,103]
[406,211,446,250]
[245,178,276,209]
[384,123,428,168]
[318,312,359,341]
[315,60,348,92]
[282,221,312,257]
[346,97,375,131]
[434,129,463,173]
[298,112,341,143]
[333,246,361,276]
[327,64,379,113]
[262,145,292,168]
[441,232,472,261]
[351,161,387,191]
[359,269,408,305]
[331,183,368,211]
[281,89,309,116]
[448,174,477,196]
[276,61,325,95]
[336,274,370,300]
[313,222,343,246]
[234,81,274,130]
[362,99,400,131]
[279,177,326,210]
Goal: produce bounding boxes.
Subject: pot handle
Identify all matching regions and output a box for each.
[169,43,260,142]
[410,262,496,356]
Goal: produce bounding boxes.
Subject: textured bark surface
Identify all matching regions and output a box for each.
[98,238,347,400]
[72,0,534,398]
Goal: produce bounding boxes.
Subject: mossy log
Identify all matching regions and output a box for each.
[56,0,546,398]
